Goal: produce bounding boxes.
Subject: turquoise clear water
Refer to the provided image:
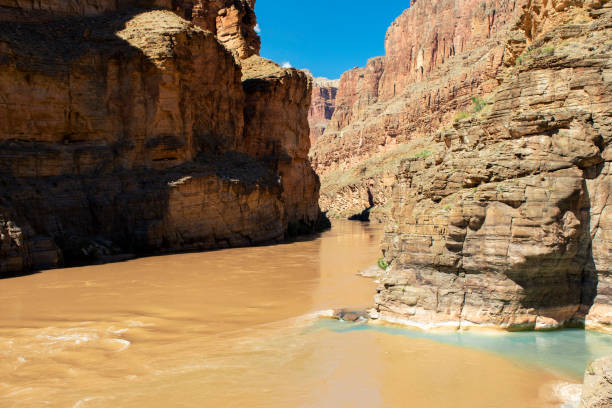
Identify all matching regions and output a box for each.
[311,319,612,379]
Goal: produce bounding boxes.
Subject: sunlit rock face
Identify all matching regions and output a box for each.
[370,0,612,331]
[310,0,527,221]
[173,0,260,60]
[240,56,321,232]
[303,70,339,146]
[307,0,611,331]
[0,0,319,273]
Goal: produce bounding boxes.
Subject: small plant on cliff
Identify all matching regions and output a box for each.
[414,150,432,158]
[471,96,488,113]
[443,204,452,211]
[515,45,554,66]
[541,46,555,56]
[515,55,523,65]
[515,47,534,66]
[454,111,471,122]
[377,257,389,271]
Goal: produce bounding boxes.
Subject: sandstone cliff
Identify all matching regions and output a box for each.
[370,0,612,331]
[0,0,320,274]
[241,57,320,233]
[303,70,339,146]
[173,0,260,59]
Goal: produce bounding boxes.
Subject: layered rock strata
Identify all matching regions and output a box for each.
[241,56,320,232]
[0,1,319,274]
[373,0,612,331]
[310,0,528,220]
[173,0,260,59]
[304,70,339,145]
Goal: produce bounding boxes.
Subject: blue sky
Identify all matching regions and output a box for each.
[254,1,411,79]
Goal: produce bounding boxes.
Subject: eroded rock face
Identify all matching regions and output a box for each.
[241,56,320,231]
[0,1,319,273]
[174,0,260,59]
[304,71,339,145]
[580,354,612,408]
[373,0,612,331]
[311,0,526,220]
[1,11,245,174]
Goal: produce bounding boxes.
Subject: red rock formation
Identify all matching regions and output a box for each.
[0,0,261,57]
[379,0,524,100]
[0,0,172,20]
[0,10,245,173]
[0,0,320,274]
[304,70,339,145]
[308,0,611,331]
[241,57,320,230]
[174,0,261,59]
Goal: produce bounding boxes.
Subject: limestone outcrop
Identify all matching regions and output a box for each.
[370,0,612,331]
[0,0,319,274]
[580,354,612,408]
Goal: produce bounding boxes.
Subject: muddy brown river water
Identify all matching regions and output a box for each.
[0,221,578,407]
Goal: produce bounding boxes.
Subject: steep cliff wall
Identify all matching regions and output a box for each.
[373,0,612,331]
[0,0,319,274]
[241,57,320,231]
[311,0,527,220]
[304,71,339,145]
[0,0,260,57]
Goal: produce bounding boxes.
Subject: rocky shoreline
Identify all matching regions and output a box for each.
[352,262,612,406]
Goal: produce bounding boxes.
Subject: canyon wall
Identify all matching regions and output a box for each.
[311,0,528,220]
[304,71,339,146]
[173,0,260,59]
[308,0,611,331]
[0,0,319,273]
[370,0,612,331]
[241,56,320,232]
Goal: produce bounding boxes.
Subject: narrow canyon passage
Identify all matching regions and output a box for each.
[1,0,611,406]
[1,221,607,408]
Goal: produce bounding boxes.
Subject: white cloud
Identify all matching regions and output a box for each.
[254,23,261,34]
[281,61,292,68]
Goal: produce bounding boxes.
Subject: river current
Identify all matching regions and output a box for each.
[1,221,611,407]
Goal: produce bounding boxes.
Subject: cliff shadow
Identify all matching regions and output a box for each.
[0,8,315,274]
[502,169,601,326]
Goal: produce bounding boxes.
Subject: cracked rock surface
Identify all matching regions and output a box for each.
[373,0,612,331]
